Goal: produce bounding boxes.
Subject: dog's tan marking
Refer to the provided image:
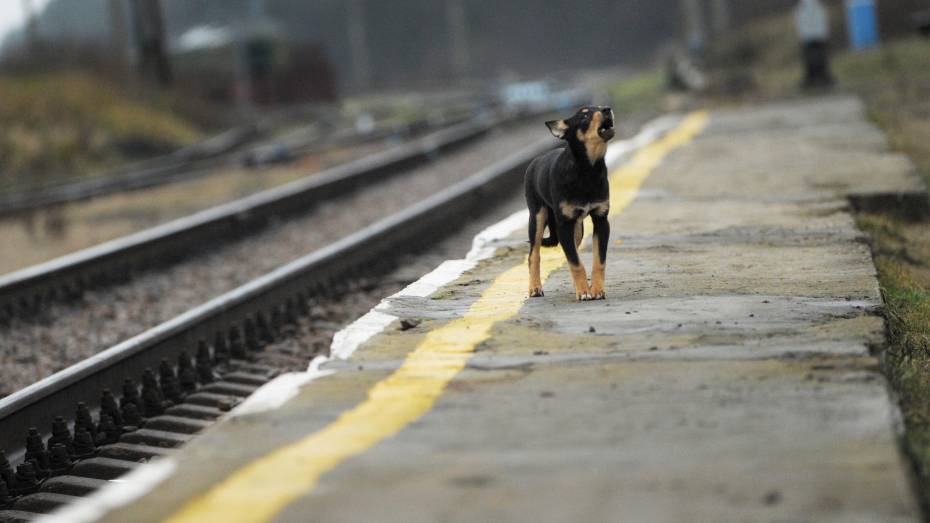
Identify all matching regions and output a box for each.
[590,201,610,216]
[528,208,547,297]
[560,200,609,220]
[590,233,606,300]
[559,201,580,219]
[573,219,583,248]
[576,111,608,164]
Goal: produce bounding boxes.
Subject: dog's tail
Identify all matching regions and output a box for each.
[541,207,559,247]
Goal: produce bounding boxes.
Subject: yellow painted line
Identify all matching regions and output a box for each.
[164,111,708,523]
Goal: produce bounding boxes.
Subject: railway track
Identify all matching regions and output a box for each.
[0,97,487,220]
[0,110,561,521]
[0,114,500,326]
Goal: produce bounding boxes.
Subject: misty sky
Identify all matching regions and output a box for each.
[0,0,52,47]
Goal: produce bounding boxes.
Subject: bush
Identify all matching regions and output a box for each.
[0,71,201,188]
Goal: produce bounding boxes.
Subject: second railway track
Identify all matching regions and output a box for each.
[0,115,495,322]
[0,95,488,220]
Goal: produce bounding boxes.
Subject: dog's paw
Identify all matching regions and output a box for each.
[576,291,593,301]
[529,287,545,298]
[588,286,606,300]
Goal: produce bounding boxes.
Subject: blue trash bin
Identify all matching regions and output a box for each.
[846,0,879,50]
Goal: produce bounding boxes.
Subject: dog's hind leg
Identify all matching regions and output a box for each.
[528,208,547,297]
[589,214,610,300]
[557,218,591,301]
[573,218,584,249]
[541,207,560,247]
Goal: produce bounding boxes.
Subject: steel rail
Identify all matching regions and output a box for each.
[0,125,263,218]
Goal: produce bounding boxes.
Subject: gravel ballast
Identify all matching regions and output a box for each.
[250,191,526,374]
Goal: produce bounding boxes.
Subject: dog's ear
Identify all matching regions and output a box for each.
[545,120,569,139]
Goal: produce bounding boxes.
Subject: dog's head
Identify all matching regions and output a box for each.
[545,106,615,164]
[546,106,615,143]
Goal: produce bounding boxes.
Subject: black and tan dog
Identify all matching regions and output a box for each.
[524,106,615,301]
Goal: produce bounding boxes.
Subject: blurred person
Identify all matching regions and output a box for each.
[796,0,835,88]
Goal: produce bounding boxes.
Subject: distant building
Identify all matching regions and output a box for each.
[170,19,337,107]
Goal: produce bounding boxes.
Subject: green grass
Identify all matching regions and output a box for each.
[858,214,930,487]
[0,71,202,189]
[830,38,930,510]
[705,14,802,99]
[834,39,930,187]
[607,70,666,117]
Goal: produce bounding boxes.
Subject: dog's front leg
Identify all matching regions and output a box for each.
[590,214,610,300]
[557,218,591,301]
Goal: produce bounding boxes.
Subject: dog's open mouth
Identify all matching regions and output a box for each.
[598,117,615,141]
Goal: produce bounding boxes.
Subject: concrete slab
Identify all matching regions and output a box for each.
[283,357,911,523]
[90,96,924,523]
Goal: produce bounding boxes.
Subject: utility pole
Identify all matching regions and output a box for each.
[710,0,731,36]
[346,0,371,92]
[233,38,254,116]
[20,0,39,52]
[231,0,266,115]
[445,0,469,80]
[129,0,172,86]
[108,0,130,73]
[681,0,705,58]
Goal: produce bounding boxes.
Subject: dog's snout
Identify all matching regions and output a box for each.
[602,107,612,116]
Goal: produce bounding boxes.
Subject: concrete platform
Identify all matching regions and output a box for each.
[74,96,925,523]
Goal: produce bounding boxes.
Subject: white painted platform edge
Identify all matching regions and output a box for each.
[37,458,176,523]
